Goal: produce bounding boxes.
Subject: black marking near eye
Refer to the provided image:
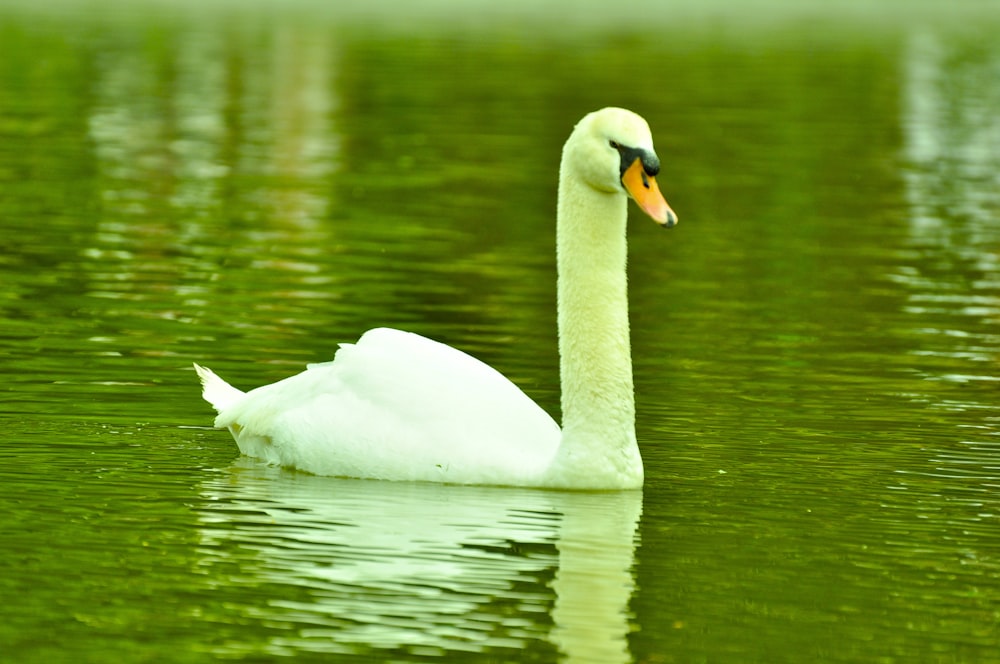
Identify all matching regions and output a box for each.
[613,143,661,178]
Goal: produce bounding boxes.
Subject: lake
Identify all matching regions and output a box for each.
[1,0,998,661]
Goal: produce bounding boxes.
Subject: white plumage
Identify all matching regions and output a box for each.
[196,107,677,489]
[196,328,560,485]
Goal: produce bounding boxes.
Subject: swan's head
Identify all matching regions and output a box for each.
[563,107,677,228]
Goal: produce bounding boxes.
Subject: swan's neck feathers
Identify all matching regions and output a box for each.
[549,165,642,489]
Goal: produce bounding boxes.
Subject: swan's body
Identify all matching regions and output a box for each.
[197,328,561,485]
[196,107,677,489]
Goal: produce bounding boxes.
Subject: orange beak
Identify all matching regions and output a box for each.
[621,158,677,228]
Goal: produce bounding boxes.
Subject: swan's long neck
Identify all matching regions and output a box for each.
[549,162,643,489]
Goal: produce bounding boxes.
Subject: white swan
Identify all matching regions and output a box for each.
[195,107,677,489]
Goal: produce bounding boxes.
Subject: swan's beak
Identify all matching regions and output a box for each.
[622,158,677,228]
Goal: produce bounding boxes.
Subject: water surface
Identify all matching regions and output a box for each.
[1,1,999,661]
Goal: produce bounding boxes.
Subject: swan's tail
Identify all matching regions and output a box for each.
[193,363,245,413]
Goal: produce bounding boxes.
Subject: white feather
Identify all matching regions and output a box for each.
[195,108,672,489]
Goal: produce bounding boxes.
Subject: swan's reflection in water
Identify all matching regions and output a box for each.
[197,459,642,661]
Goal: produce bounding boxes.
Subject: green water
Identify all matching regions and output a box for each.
[1,1,999,661]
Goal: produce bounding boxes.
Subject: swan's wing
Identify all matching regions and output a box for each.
[214,328,561,484]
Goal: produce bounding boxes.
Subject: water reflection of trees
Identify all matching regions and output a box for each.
[898,31,1000,388]
[79,22,565,392]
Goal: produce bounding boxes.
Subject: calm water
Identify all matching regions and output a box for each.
[1,1,999,661]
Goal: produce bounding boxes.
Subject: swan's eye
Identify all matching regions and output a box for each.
[609,140,620,149]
